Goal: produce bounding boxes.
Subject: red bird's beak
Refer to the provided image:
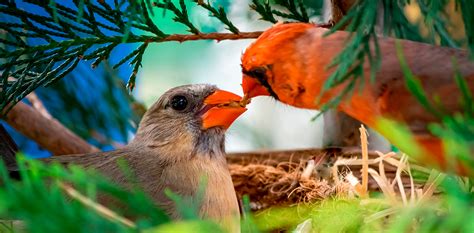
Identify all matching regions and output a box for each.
[242,76,270,98]
[200,90,247,130]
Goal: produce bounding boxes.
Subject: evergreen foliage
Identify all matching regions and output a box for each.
[0,1,474,232]
[0,0,321,113]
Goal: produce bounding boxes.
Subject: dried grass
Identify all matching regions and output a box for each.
[229,125,441,211]
[229,157,352,210]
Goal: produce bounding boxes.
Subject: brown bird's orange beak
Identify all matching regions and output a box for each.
[200,90,247,129]
[241,76,270,98]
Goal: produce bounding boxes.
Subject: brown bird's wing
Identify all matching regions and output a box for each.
[371,37,474,134]
[41,148,169,207]
[41,151,123,168]
[42,148,170,202]
[40,149,143,187]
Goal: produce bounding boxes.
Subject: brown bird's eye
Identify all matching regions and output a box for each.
[170,95,188,111]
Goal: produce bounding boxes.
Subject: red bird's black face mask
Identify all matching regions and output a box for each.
[241,66,276,99]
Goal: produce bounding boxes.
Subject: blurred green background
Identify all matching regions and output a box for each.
[135,0,326,152]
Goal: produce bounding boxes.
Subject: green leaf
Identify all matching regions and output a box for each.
[144,220,223,233]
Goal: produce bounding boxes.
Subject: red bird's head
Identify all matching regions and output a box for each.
[240,22,383,126]
[241,23,331,109]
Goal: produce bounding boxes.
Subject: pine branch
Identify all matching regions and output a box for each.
[455,0,474,57]
[127,42,148,92]
[250,0,278,23]
[194,0,240,34]
[416,0,459,48]
[381,0,424,42]
[0,0,265,113]
[0,0,162,111]
[0,0,317,113]
[251,0,310,24]
[153,0,201,35]
[320,0,380,109]
[273,0,309,22]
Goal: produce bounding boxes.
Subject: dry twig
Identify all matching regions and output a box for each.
[58,182,136,228]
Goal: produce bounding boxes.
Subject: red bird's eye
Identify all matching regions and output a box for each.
[247,67,267,81]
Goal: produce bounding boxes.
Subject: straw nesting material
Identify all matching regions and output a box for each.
[229,160,351,211]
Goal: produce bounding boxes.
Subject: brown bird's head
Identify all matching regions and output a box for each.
[131,84,246,157]
[241,23,335,109]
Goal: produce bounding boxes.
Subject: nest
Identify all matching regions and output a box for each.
[229,162,346,210]
[227,128,434,211]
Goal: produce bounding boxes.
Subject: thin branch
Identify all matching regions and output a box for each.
[0,30,262,112]
[3,101,99,155]
[156,31,263,42]
[25,92,52,120]
[2,32,263,61]
[58,182,136,228]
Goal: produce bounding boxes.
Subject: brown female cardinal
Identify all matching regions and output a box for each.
[3,84,245,232]
[241,23,474,175]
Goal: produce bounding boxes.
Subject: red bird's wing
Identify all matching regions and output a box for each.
[371,37,474,135]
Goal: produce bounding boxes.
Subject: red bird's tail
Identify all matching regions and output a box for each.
[416,136,469,176]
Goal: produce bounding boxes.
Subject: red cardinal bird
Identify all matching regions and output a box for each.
[241,23,474,175]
